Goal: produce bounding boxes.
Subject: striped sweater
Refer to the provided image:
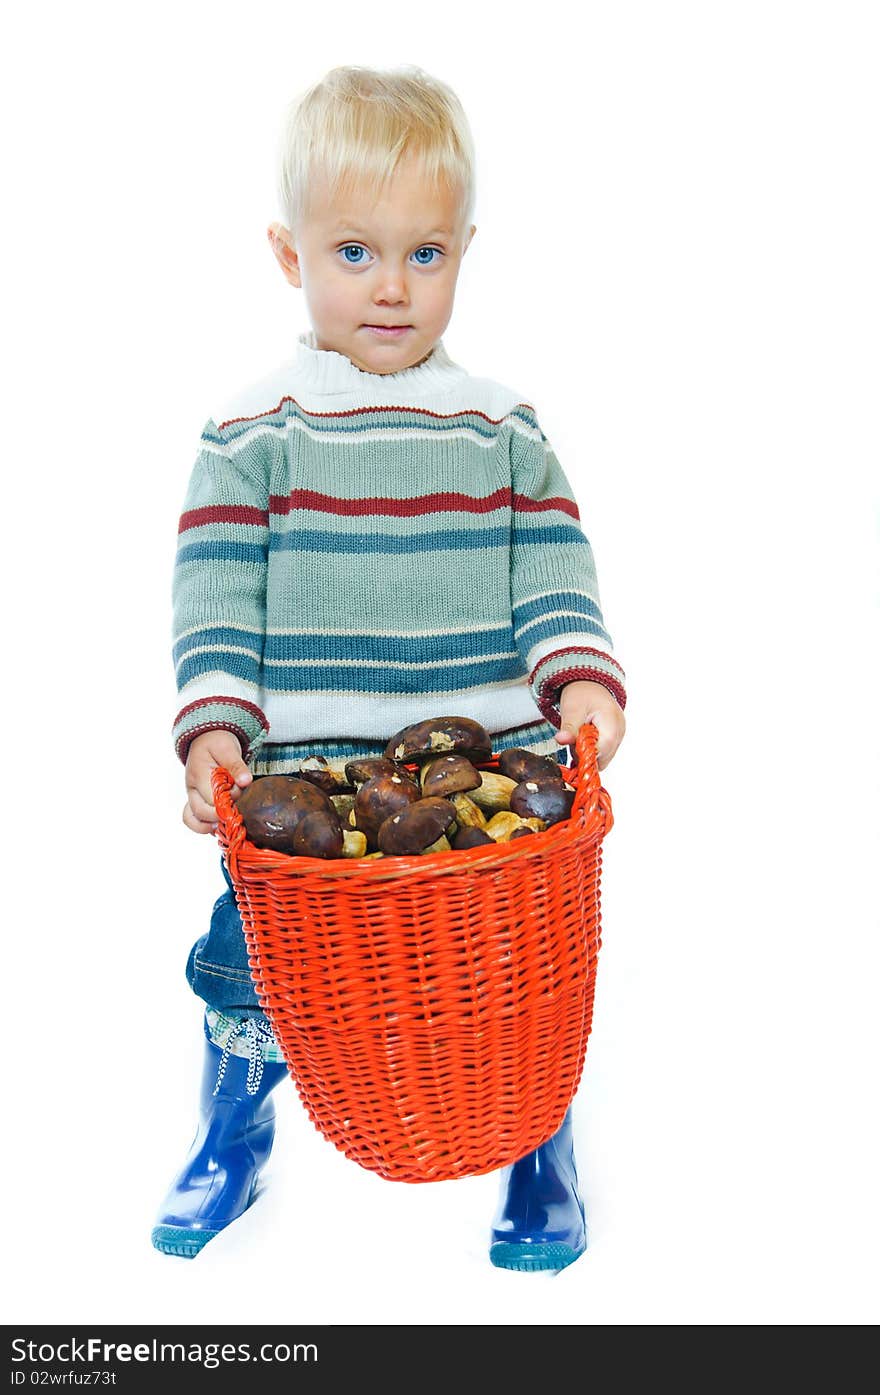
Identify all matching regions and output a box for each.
[172,331,626,776]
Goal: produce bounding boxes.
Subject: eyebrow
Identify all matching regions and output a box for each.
[333,224,454,238]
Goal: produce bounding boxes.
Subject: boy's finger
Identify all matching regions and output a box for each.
[186,785,219,823]
[596,732,622,771]
[182,802,217,835]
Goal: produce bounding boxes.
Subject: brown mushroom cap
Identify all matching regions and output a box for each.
[377,796,457,856]
[344,756,407,787]
[291,808,344,859]
[420,753,482,798]
[509,826,536,839]
[509,779,575,827]
[497,747,565,785]
[236,776,336,854]
[353,771,422,849]
[451,825,494,850]
[384,715,492,765]
[296,754,347,795]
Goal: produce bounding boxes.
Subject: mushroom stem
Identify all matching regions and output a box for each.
[342,829,368,858]
[450,792,488,828]
[469,772,517,813]
[423,835,452,855]
[484,811,546,842]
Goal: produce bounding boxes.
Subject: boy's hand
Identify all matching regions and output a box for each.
[555,679,626,771]
[183,730,253,835]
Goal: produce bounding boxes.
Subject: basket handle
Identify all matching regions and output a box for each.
[211,765,248,866]
[567,722,608,827]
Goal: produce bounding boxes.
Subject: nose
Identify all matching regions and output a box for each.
[371,262,410,307]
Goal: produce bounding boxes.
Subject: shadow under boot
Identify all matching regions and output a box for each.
[151,1018,289,1258]
[489,1108,587,1272]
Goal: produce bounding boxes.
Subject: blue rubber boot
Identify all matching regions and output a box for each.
[489,1108,587,1272]
[151,1019,288,1258]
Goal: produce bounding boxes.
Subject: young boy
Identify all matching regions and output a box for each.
[155,64,626,1270]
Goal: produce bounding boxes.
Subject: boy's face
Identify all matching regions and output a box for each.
[268,154,476,375]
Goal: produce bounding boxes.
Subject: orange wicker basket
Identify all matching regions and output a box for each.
[211,722,613,1183]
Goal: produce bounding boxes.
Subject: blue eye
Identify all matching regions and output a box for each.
[337,243,443,267]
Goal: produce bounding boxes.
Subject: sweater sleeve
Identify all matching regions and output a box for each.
[509,406,626,725]
[171,418,271,764]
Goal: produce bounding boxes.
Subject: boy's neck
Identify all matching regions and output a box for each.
[293,330,466,397]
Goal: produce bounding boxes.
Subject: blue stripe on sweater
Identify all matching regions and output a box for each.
[173,626,263,667]
[268,526,509,555]
[513,614,613,649]
[512,525,588,546]
[176,650,263,687]
[262,629,516,663]
[267,524,585,555]
[174,626,517,666]
[177,541,268,566]
[176,652,525,692]
[512,592,605,626]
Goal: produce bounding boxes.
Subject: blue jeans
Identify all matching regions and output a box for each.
[187,745,576,1016]
[185,858,262,1016]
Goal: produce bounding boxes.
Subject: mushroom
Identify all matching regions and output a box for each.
[344,756,408,787]
[449,792,487,829]
[484,811,547,842]
[451,825,494,850]
[236,776,337,854]
[291,807,344,859]
[497,747,565,785]
[330,792,356,823]
[468,771,518,814]
[419,753,481,798]
[296,754,349,796]
[509,779,575,828]
[342,829,368,858]
[377,796,457,856]
[385,715,492,766]
[353,771,422,850]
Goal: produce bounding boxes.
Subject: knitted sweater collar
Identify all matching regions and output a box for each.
[292,329,467,397]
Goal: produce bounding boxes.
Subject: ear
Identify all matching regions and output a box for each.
[462,224,477,255]
[267,222,302,287]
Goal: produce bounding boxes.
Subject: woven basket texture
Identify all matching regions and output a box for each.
[212,722,613,1182]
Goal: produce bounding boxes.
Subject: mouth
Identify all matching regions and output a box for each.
[362,324,412,337]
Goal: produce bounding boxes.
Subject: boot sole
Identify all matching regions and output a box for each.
[151,1169,264,1259]
[151,1225,220,1258]
[490,1241,585,1272]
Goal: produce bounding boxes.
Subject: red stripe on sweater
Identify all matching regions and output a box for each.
[266,489,579,519]
[535,665,627,717]
[529,647,626,686]
[217,397,540,430]
[173,695,269,725]
[513,493,579,520]
[179,505,270,534]
[269,487,511,518]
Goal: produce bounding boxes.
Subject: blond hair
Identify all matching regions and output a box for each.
[276,64,476,238]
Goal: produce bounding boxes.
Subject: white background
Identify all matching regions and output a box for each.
[3,0,878,1327]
